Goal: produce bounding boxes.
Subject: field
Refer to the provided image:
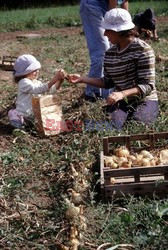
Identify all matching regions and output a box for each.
[0,2,168,250]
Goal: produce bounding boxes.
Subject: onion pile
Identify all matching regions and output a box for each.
[104,147,168,169]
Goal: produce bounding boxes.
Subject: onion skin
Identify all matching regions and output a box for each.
[160,149,168,164]
[110,177,116,184]
[114,147,130,158]
[104,148,168,169]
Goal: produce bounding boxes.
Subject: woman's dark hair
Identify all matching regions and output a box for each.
[118,28,139,38]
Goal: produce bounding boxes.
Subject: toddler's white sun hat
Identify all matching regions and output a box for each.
[14,54,41,77]
[102,8,135,32]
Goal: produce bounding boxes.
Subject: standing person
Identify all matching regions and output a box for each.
[8,54,65,129]
[133,8,159,41]
[80,0,129,102]
[68,8,159,128]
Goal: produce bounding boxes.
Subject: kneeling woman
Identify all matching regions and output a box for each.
[68,8,159,128]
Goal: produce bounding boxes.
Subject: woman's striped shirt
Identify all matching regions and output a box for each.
[102,37,158,101]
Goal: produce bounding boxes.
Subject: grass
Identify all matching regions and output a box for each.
[0,1,168,32]
[130,0,168,16]
[0,5,80,32]
[0,2,168,249]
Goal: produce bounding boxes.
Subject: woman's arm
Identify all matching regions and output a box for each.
[107,87,141,105]
[122,87,141,98]
[68,74,105,88]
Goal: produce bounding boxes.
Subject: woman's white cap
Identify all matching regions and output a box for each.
[102,8,135,32]
[14,54,41,77]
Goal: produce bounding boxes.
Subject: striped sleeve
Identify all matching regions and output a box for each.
[102,77,115,89]
[137,46,155,97]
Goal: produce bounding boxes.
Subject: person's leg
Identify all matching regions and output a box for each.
[80,3,110,99]
[105,103,128,129]
[132,100,159,124]
[8,109,25,129]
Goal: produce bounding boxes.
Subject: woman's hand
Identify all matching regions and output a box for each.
[67,74,82,84]
[106,91,125,105]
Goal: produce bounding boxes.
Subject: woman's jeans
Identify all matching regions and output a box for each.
[80,0,112,99]
[106,100,159,129]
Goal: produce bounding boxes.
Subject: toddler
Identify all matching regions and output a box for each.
[8,54,65,129]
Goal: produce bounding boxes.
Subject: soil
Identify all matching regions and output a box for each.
[0,26,81,41]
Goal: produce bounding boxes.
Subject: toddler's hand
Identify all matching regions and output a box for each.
[57,69,67,80]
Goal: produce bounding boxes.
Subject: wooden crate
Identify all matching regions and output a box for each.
[0,56,17,71]
[100,132,168,200]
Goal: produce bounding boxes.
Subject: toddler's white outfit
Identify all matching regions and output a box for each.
[8,78,50,128]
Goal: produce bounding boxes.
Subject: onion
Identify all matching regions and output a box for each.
[139,158,151,167]
[118,157,127,168]
[104,156,119,168]
[104,157,112,167]
[154,156,160,165]
[114,147,130,158]
[150,159,156,166]
[128,155,137,163]
[160,149,168,164]
[110,177,116,184]
[140,150,153,160]
[64,198,80,220]
[67,188,83,206]
[110,162,118,169]
[134,154,143,165]
[120,160,132,168]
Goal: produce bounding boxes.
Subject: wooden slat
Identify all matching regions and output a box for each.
[105,181,168,199]
[134,174,140,182]
[103,165,168,178]
[113,175,164,183]
[149,133,155,148]
[107,132,168,145]
[125,135,131,150]
[103,137,109,155]
[100,151,105,186]
[100,151,106,201]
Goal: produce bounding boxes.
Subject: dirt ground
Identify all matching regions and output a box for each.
[0,26,81,41]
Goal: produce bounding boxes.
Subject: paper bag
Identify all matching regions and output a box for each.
[32,94,65,136]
